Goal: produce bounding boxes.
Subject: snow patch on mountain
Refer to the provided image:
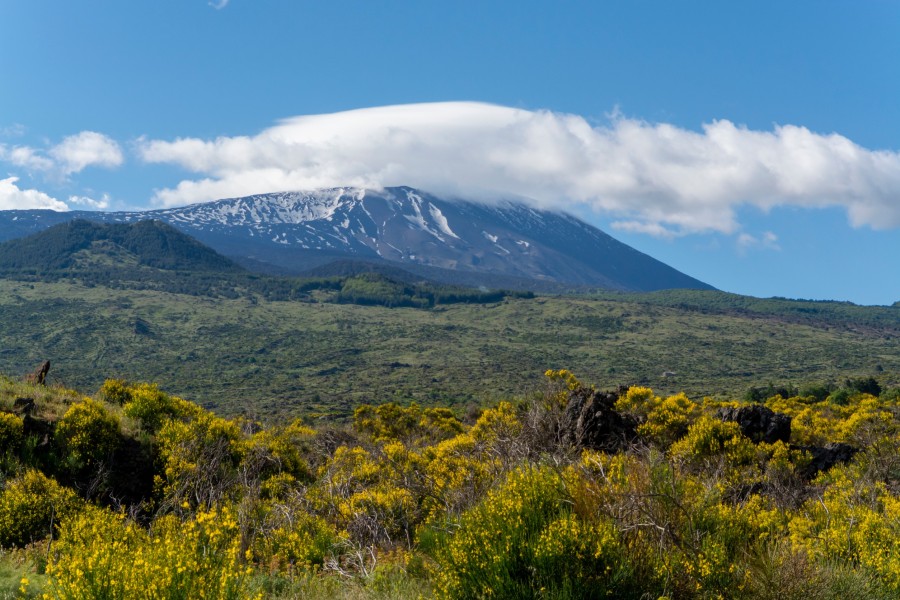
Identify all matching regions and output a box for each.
[428,204,459,239]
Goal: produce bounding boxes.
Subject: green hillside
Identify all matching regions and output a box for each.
[1,279,896,420]
[0,219,242,273]
[0,220,533,306]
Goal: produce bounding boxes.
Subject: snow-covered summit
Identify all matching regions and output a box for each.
[0,186,713,291]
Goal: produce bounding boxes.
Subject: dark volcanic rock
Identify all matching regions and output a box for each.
[795,443,858,479]
[717,405,791,444]
[22,413,53,447]
[25,360,50,385]
[563,388,637,451]
[12,397,35,414]
[108,437,156,506]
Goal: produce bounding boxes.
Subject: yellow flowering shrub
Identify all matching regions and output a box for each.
[640,393,703,447]
[418,407,465,439]
[421,433,497,521]
[0,411,24,453]
[122,382,203,432]
[543,369,582,408]
[765,392,897,446]
[353,403,422,442]
[615,387,702,447]
[571,449,648,520]
[155,413,244,510]
[353,403,463,443]
[7,372,900,596]
[243,418,315,483]
[836,395,896,446]
[436,465,641,599]
[45,505,256,600]
[0,469,81,548]
[339,485,416,544]
[543,369,581,391]
[311,444,419,544]
[677,495,790,595]
[530,513,632,595]
[788,464,900,592]
[252,510,343,573]
[574,447,782,597]
[54,398,120,471]
[315,446,382,501]
[669,416,755,470]
[614,385,656,417]
[469,401,521,442]
[98,378,132,405]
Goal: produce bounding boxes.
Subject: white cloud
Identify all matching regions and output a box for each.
[611,220,678,239]
[737,231,780,254]
[0,124,26,138]
[68,193,111,209]
[136,102,900,234]
[0,177,68,211]
[0,131,123,178]
[209,0,229,8]
[0,144,55,172]
[49,131,123,175]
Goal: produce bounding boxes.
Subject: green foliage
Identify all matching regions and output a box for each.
[844,376,882,397]
[606,287,900,332]
[335,273,518,308]
[1,279,899,421]
[798,382,833,402]
[746,383,798,403]
[827,388,854,406]
[0,219,241,274]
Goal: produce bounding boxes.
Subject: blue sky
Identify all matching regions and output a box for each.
[1,1,899,305]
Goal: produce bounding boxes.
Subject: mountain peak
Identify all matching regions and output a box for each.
[0,187,712,292]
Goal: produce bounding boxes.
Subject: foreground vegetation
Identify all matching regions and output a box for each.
[1,279,897,420]
[1,369,900,598]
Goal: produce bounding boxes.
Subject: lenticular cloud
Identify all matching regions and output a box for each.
[137,102,900,235]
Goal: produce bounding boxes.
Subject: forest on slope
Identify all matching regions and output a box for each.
[1,370,900,598]
[0,279,897,420]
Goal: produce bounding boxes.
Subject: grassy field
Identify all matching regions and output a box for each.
[1,279,897,421]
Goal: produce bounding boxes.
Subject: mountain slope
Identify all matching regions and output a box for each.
[0,187,712,291]
[0,279,896,419]
[0,219,242,273]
